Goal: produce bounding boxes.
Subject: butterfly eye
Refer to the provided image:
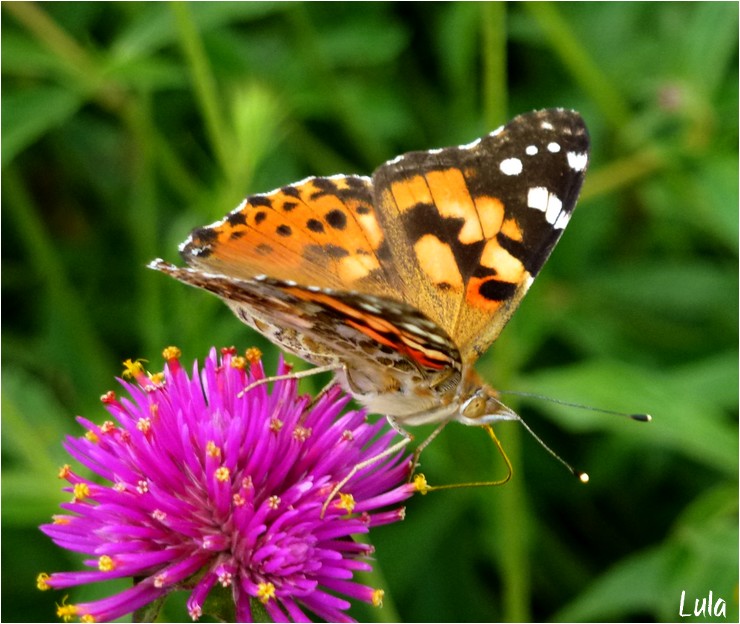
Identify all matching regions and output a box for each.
[461,393,488,419]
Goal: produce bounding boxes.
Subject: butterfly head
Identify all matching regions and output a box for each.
[456,384,519,427]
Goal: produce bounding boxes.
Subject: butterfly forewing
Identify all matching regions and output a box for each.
[181,175,401,298]
[371,109,589,363]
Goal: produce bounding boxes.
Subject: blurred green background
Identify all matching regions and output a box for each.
[2,2,738,622]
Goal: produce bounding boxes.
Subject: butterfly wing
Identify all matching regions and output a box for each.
[181,175,402,297]
[371,108,589,365]
[155,109,588,413]
[150,259,461,417]
[158,172,463,395]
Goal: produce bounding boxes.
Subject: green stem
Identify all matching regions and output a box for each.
[480,7,530,620]
[4,1,126,111]
[3,1,94,76]
[2,167,112,391]
[286,6,386,169]
[581,147,665,201]
[496,424,529,622]
[171,1,232,178]
[525,2,630,129]
[481,2,508,126]
[122,93,164,354]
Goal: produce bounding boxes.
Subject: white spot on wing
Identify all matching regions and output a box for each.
[553,210,571,229]
[567,151,588,171]
[527,187,549,211]
[547,142,561,153]
[525,145,538,156]
[286,175,316,189]
[527,187,567,228]
[459,137,481,150]
[499,157,523,176]
[544,194,563,225]
[541,121,554,130]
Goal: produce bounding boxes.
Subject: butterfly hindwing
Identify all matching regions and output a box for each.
[150,259,460,406]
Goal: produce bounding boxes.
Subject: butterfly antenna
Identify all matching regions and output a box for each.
[514,413,590,483]
[499,391,652,422]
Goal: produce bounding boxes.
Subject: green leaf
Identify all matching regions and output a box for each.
[1,30,69,77]
[110,2,290,63]
[555,485,738,622]
[1,86,83,166]
[318,20,408,67]
[522,358,738,476]
[553,545,671,621]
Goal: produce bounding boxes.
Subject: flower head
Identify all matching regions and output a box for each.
[39,347,415,622]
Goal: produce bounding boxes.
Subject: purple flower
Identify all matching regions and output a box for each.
[38,347,416,622]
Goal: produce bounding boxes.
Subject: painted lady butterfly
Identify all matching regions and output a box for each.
[151,109,589,454]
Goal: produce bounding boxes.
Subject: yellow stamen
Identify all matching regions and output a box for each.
[215,467,230,482]
[57,601,78,622]
[162,346,181,361]
[206,441,221,457]
[53,515,71,525]
[413,473,430,495]
[257,581,276,604]
[337,493,355,513]
[81,615,96,623]
[97,555,115,572]
[85,431,99,443]
[122,358,146,379]
[149,372,165,385]
[293,425,312,442]
[269,418,283,433]
[230,356,247,370]
[137,418,151,434]
[372,588,385,607]
[268,495,281,509]
[73,483,90,501]
[245,347,262,362]
[37,572,51,590]
[58,465,71,479]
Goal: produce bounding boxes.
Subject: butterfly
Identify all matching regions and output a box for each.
[151,108,589,459]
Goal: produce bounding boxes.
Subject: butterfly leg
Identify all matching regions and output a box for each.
[239,363,342,398]
[320,427,414,519]
[407,420,448,479]
[415,425,513,494]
